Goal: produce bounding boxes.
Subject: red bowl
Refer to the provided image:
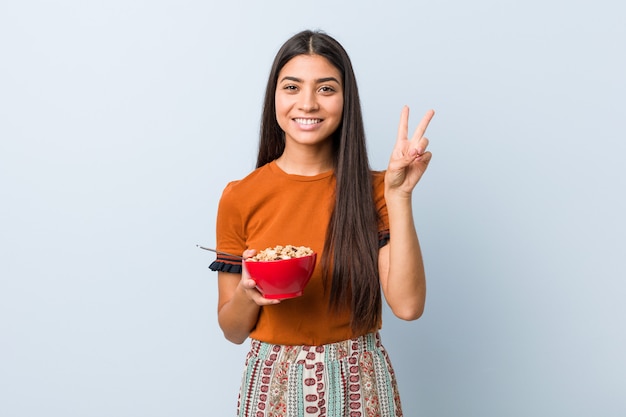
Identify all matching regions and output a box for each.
[243,253,317,299]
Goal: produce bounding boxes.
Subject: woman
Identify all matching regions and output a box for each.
[210,29,434,417]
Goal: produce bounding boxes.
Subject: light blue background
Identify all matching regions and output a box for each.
[1,0,624,416]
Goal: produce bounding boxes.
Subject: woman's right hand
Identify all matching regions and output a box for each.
[239,249,281,306]
[217,249,278,344]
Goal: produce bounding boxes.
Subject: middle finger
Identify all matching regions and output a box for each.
[410,109,435,147]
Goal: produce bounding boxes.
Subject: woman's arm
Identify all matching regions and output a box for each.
[378,196,426,320]
[379,106,434,321]
[217,250,280,344]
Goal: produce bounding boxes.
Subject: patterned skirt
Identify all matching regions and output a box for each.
[237,332,403,417]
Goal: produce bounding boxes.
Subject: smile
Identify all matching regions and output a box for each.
[294,118,322,125]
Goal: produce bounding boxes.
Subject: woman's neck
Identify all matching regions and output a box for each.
[275,145,334,176]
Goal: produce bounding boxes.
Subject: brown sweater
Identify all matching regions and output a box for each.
[210,160,389,345]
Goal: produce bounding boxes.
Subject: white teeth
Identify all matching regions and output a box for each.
[294,118,321,125]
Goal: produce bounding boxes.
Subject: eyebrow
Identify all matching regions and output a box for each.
[279,76,341,84]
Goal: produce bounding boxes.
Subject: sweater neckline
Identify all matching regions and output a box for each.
[269,160,334,182]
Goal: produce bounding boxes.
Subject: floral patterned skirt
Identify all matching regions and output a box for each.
[237,332,403,417]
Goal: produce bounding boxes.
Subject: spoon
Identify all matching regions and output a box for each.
[196,245,243,259]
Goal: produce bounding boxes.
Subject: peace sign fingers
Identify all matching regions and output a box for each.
[393,106,434,159]
[387,106,435,195]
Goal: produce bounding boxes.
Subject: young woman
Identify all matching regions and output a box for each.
[210,29,434,417]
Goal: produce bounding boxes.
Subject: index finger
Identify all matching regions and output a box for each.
[395,105,410,146]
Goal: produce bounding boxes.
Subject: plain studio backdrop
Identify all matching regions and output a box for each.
[1,0,624,416]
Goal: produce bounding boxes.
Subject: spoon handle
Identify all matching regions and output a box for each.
[196,245,243,259]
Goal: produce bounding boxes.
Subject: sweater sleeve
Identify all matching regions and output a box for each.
[373,171,390,248]
[208,181,245,274]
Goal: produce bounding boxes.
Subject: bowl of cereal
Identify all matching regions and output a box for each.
[243,245,317,299]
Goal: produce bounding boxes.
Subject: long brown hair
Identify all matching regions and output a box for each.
[256,30,381,334]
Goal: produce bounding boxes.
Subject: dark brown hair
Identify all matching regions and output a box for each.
[256,30,381,334]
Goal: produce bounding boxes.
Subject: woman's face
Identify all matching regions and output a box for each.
[275,54,343,149]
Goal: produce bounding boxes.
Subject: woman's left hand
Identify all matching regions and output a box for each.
[385,106,434,197]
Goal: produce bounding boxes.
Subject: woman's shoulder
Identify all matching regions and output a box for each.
[221,163,274,196]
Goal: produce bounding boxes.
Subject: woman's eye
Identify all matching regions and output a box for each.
[283,85,298,91]
[319,85,339,95]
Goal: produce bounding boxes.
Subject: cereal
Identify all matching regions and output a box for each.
[248,245,313,261]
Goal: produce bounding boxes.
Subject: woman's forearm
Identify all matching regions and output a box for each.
[382,194,426,320]
[217,275,261,344]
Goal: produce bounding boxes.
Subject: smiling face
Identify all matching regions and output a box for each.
[275,54,344,150]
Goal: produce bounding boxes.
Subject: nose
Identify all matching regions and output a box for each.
[298,89,319,112]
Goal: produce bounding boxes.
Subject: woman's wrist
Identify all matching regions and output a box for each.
[384,190,414,213]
